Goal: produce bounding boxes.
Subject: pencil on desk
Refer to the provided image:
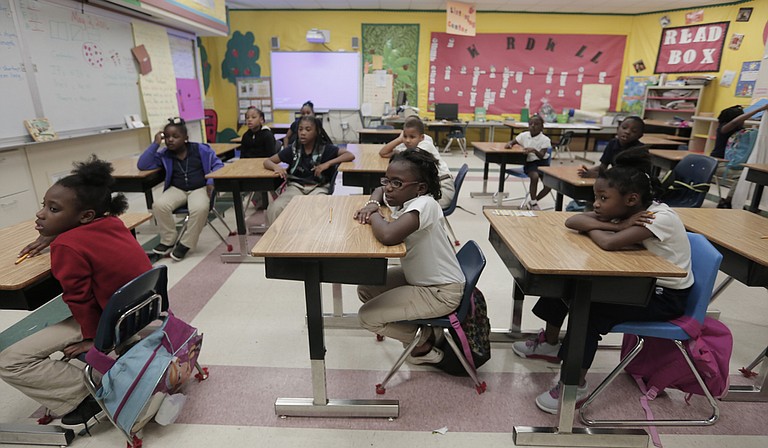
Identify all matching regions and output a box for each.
[329,207,333,223]
[15,253,29,265]
[761,235,768,239]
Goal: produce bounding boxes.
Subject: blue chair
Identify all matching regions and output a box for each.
[442,164,475,247]
[375,241,487,395]
[443,122,469,156]
[173,189,235,252]
[501,147,555,209]
[660,154,718,208]
[579,233,723,427]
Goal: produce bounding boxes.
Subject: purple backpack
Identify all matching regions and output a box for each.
[621,316,733,399]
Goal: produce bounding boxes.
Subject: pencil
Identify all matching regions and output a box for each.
[329,207,333,223]
[15,253,29,265]
[761,236,768,239]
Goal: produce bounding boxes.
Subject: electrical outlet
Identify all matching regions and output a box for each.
[341,122,349,130]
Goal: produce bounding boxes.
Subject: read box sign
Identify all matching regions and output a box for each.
[655,22,729,74]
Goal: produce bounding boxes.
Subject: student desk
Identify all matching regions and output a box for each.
[506,122,602,162]
[338,144,388,194]
[642,135,686,148]
[644,133,689,143]
[743,163,768,214]
[485,210,685,448]
[538,166,596,211]
[205,158,281,263]
[674,208,768,402]
[210,143,239,161]
[357,128,401,144]
[0,213,152,311]
[251,195,405,418]
[110,156,164,211]
[470,142,527,206]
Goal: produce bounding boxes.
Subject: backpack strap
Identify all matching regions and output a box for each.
[631,374,664,448]
[448,313,476,372]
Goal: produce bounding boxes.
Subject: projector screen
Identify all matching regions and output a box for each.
[271,52,361,110]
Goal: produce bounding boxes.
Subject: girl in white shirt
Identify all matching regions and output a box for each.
[505,115,552,209]
[354,149,465,364]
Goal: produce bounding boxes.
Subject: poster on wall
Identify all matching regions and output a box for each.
[654,22,728,73]
[446,1,476,36]
[428,32,626,115]
[362,24,419,111]
[735,60,761,97]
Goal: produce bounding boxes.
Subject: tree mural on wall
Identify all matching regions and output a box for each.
[362,24,419,107]
[221,31,260,85]
[197,38,211,93]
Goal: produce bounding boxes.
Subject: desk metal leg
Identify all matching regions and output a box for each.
[322,283,361,329]
[575,130,594,163]
[0,424,74,446]
[275,262,398,418]
[221,187,262,263]
[490,281,527,342]
[471,162,494,198]
[514,278,649,447]
[554,193,564,211]
[723,346,768,402]
[748,185,764,214]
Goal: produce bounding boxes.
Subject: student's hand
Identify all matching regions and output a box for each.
[273,166,288,179]
[353,204,381,224]
[504,141,514,149]
[620,210,656,229]
[153,131,165,145]
[62,340,94,360]
[577,165,597,178]
[19,235,55,258]
[313,162,330,177]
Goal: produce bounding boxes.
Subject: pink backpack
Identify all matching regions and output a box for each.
[621,316,733,400]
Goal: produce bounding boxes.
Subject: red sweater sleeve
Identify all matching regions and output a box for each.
[51,245,102,339]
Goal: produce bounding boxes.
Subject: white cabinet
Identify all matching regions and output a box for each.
[642,86,704,124]
[0,149,38,226]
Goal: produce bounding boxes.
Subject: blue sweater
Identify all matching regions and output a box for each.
[137,142,224,191]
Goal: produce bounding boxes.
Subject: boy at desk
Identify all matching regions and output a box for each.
[578,116,646,178]
[379,116,455,208]
[1,156,152,430]
[504,114,552,210]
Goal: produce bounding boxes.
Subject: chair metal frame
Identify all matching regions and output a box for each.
[552,130,575,160]
[442,122,469,157]
[375,241,487,395]
[442,164,475,247]
[173,189,235,252]
[579,233,723,428]
[498,147,556,209]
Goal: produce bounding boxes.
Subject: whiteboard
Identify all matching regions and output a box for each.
[18,0,141,134]
[0,0,37,141]
[271,52,361,110]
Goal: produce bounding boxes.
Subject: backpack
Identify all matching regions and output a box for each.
[621,316,732,399]
[85,311,204,436]
[722,128,758,178]
[435,287,492,376]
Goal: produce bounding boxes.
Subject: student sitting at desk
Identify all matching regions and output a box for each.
[282,100,315,148]
[0,156,152,430]
[379,116,455,208]
[578,116,646,178]
[354,149,465,364]
[513,149,693,414]
[505,115,552,210]
[264,115,354,224]
[138,117,224,261]
[239,106,277,158]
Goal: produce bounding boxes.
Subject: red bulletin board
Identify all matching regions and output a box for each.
[428,32,626,115]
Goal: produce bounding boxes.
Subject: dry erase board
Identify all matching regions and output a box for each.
[0,0,37,142]
[271,51,361,110]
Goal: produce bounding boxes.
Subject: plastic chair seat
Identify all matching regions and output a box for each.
[611,321,691,341]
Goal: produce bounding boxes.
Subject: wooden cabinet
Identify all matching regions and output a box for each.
[690,115,761,154]
[642,86,704,124]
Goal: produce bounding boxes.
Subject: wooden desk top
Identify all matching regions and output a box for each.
[674,208,768,267]
[649,149,724,163]
[358,128,401,134]
[1,213,152,291]
[644,119,690,129]
[645,133,689,142]
[538,166,596,187]
[205,158,280,179]
[252,195,406,258]
[339,144,388,173]
[230,137,242,143]
[110,156,160,178]
[472,141,526,155]
[642,135,685,146]
[210,143,238,156]
[743,163,768,174]
[484,210,686,277]
[505,122,602,130]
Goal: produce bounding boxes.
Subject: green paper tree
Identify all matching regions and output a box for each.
[221,31,260,85]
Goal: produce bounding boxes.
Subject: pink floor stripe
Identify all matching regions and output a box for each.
[178,366,767,435]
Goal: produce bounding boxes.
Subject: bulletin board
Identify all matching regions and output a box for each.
[236,77,272,125]
[362,72,393,117]
[428,32,626,116]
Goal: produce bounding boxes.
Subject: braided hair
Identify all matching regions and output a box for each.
[390,148,442,200]
[599,147,662,208]
[57,155,128,216]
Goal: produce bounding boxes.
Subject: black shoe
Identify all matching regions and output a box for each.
[153,243,174,255]
[170,243,190,261]
[717,198,732,209]
[60,396,105,429]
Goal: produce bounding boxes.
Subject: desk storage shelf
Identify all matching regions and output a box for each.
[642,86,704,125]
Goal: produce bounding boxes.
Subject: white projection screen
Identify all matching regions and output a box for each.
[271,52,361,110]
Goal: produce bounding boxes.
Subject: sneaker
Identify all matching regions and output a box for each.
[529,202,542,210]
[60,396,106,429]
[406,347,444,365]
[153,243,174,255]
[716,198,732,209]
[170,243,190,261]
[512,330,561,363]
[535,382,590,415]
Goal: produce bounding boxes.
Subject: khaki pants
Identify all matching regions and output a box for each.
[267,182,330,225]
[439,176,456,209]
[153,186,209,249]
[357,267,463,345]
[715,163,742,201]
[0,317,89,416]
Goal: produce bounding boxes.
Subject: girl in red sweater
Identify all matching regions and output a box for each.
[0,156,152,430]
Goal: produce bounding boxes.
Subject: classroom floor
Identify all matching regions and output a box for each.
[1,148,767,448]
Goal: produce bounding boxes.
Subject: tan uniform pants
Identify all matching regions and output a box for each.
[267,182,330,225]
[153,186,209,249]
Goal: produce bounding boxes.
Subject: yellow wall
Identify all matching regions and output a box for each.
[202,1,767,134]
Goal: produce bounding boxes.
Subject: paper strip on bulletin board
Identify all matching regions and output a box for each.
[132,21,180,136]
[580,84,612,113]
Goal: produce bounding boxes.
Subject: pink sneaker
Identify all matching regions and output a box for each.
[511,330,560,363]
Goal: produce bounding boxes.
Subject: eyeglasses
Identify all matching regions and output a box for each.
[380,177,421,189]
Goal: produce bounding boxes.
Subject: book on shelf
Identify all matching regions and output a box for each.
[24,118,57,142]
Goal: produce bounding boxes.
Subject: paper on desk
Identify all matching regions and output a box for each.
[491,209,537,217]
[432,426,448,435]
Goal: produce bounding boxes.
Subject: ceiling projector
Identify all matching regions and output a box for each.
[306,29,330,44]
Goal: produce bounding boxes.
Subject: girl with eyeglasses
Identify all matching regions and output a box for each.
[354,149,465,365]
